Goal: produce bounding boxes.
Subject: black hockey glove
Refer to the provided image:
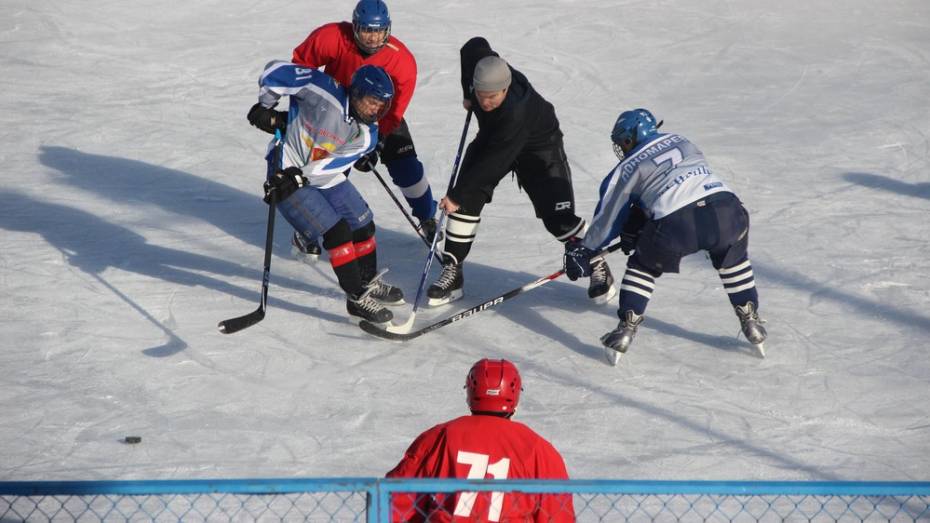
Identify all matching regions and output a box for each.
[563,239,595,281]
[247,103,288,135]
[263,167,305,204]
[619,231,638,255]
[353,137,385,172]
[353,149,379,172]
[619,204,648,255]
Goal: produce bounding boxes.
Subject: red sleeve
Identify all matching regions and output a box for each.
[386,425,445,523]
[292,23,343,69]
[378,39,417,136]
[534,440,575,523]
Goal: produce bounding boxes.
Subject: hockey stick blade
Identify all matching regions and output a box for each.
[217,308,265,334]
[385,313,416,334]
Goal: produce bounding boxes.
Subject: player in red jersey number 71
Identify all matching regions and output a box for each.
[386,359,575,522]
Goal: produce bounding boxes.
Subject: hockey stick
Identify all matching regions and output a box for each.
[387,110,473,334]
[360,242,624,341]
[218,131,283,334]
[368,165,443,264]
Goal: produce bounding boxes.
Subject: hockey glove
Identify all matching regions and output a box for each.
[619,204,648,255]
[353,149,379,172]
[619,231,638,255]
[263,167,305,204]
[353,137,384,172]
[247,103,288,135]
[563,239,595,281]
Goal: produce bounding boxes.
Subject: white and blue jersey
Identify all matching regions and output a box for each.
[257,60,377,188]
[583,133,732,251]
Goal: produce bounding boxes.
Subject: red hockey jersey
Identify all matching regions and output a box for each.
[386,414,575,522]
[292,22,417,136]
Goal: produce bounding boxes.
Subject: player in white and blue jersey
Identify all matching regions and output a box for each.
[564,108,767,363]
[246,61,403,326]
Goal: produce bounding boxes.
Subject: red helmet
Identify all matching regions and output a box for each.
[465,359,522,414]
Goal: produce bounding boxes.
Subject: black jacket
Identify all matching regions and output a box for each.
[450,37,562,203]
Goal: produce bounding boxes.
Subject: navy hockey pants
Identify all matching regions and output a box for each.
[631,191,749,275]
[617,191,758,316]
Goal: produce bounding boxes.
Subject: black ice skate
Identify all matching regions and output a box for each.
[600,310,644,366]
[427,258,463,307]
[365,269,405,306]
[735,301,767,357]
[588,258,617,304]
[347,281,394,326]
[291,231,322,263]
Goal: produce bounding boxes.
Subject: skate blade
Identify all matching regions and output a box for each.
[427,289,463,307]
[590,284,617,305]
[753,342,766,358]
[375,298,407,307]
[291,246,321,264]
[604,346,622,366]
[348,315,392,328]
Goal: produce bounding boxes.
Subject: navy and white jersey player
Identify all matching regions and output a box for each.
[564,108,767,363]
[246,60,405,326]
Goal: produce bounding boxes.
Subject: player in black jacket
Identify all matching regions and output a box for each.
[427,37,615,306]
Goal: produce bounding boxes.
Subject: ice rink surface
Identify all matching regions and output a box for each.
[1,0,928,481]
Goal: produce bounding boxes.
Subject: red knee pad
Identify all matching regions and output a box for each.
[353,236,376,257]
[329,241,357,268]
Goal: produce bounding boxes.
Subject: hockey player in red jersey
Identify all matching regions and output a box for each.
[290,0,438,260]
[386,359,575,522]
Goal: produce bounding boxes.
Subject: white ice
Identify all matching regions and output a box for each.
[1,0,929,481]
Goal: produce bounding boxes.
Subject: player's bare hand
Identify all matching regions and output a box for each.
[440,196,460,214]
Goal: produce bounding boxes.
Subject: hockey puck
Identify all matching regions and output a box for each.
[124,436,142,444]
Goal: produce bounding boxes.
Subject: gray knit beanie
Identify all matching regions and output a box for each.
[473,56,512,92]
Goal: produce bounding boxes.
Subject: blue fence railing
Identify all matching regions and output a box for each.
[2,478,929,522]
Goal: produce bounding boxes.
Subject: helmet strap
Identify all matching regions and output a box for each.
[471,410,514,419]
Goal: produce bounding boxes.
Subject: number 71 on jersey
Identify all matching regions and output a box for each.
[454,451,511,521]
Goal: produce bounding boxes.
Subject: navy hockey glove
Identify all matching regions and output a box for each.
[563,239,595,281]
[263,167,305,204]
[619,204,648,254]
[619,231,638,255]
[247,103,288,135]
[353,138,384,173]
[353,149,379,172]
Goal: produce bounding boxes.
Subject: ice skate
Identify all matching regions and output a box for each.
[600,310,644,365]
[588,258,617,304]
[347,278,394,326]
[365,269,405,306]
[427,258,463,307]
[735,302,767,357]
[291,231,322,263]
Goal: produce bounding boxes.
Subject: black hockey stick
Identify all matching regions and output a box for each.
[369,165,443,264]
[359,242,623,341]
[218,133,282,334]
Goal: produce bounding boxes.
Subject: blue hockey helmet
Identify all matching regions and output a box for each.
[349,64,394,124]
[352,0,391,54]
[611,108,660,158]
